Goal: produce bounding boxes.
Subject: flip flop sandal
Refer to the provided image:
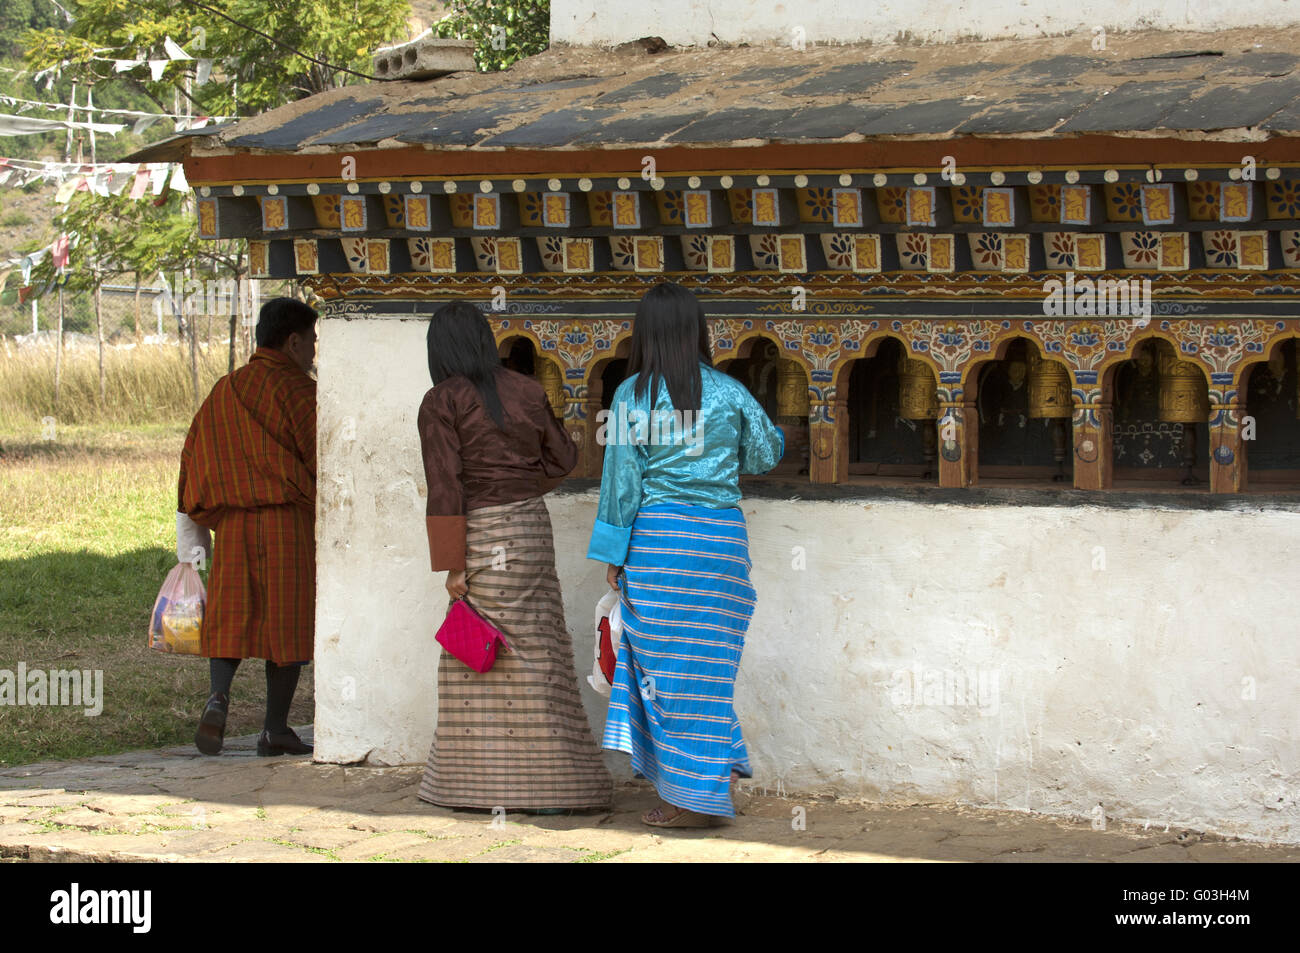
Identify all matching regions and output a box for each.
[641,804,717,828]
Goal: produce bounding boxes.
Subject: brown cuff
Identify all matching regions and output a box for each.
[426,514,466,572]
[537,474,567,495]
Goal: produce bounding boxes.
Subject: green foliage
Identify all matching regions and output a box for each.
[432,0,550,72]
[24,0,411,117]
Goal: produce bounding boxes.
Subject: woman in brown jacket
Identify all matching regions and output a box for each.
[415,301,613,813]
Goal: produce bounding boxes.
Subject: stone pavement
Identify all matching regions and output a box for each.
[2,729,1297,863]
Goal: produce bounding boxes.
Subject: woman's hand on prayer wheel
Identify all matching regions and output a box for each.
[445,570,468,599]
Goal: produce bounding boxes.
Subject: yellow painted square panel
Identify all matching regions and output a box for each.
[1003,235,1028,272]
[1075,234,1104,270]
[928,235,953,272]
[1238,232,1267,269]
[684,191,712,227]
[429,239,455,272]
[635,237,662,270]
[564,239,592,272]
[778,235,805,271]
[854,235,879,271]
[1060,186,1090,224]
[496,239,521,273]
[710,237,733,270]
[476,193,501,228]
[753,189,780,225]
[1159,233,1187,270]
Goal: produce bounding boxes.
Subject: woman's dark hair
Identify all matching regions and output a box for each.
[255,297,317,348]
[427,301,506,428]
[628,282,712,413]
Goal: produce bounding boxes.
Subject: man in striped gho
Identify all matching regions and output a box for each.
[178,297,318,757]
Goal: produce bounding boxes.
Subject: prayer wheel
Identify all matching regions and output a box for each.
[897,355,939,420]
[897,354,939,479]
[1026,351,1072,419]
[535,358,566,416]
[776,359,811,421]
[1155,341,1207,485]
[1156,346,1208,423]
[1027,349,1072,481]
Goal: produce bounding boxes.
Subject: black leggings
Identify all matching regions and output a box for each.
[209,658,303,733]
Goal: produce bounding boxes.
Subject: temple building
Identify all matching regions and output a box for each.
[148,3,1300,842]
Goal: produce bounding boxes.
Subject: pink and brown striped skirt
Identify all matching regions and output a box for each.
[418,496,613,812]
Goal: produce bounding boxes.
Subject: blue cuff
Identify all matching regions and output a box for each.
[587,518,633,565]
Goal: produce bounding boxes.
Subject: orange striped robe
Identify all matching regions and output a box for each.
[178,347,316,663]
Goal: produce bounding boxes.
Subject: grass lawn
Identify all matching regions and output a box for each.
[0,423,314,767]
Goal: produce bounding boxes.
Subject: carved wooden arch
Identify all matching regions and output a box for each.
[958,329,1075,399]
[1238,327,1300,391]
[585,332,634,403]
[829,331,923,400]
[713,327,795,366]
[1094,329,1210,390]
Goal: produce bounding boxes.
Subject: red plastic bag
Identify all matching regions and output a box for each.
[149,562,206,655]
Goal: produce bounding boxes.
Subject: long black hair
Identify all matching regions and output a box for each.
[427,301,506,427]
[628,282,713,413]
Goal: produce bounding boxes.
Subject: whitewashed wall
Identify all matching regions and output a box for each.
[551,0,1300,47]
[317,316,1300,843]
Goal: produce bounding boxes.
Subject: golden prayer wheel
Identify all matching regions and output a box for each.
[776,359,811,420]
[1027,350,1072,419]
[897,355,939,420]
[1156,345,1208,423]
[535,358,566,416]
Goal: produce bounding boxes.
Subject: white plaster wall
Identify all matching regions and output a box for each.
[318,316,1300,843]
[551,0,1300,47]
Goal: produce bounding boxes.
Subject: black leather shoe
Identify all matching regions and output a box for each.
[194,692,229,755]
[257,728,313,757]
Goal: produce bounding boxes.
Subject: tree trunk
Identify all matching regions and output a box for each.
[54,288,64,405]
[94,279,105,404]
[190,294,199,411]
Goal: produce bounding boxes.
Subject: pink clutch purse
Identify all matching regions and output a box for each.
[435,598,512,672]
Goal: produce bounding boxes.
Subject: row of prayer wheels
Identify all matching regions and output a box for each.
[534,339,1213,434]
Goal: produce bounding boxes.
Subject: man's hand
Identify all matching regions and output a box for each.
[606,563,621,590]
[445,569,468,599]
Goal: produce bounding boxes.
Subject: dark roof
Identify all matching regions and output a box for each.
[189,26,1300,158]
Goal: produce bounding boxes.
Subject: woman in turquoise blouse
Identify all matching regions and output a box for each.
[587,282,784,827]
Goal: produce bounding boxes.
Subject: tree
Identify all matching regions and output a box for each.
[24,0,412,119]
[433,0,550,72]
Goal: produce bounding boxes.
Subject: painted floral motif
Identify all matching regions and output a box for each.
[1203,230,1239,267]
[897,233,928,269]
[587,191,613,226]
[727,189,753,224]
[748,234,780,269]
[798,187,835,223]
[875,187,908,223]
[1105,182,1143,221]
[1266,180,1300,218]
[1281,230,1300,268]
[1122,231,1160,267]
[1045,232,1075,268]
[970,232,1003,269]
[681,234,710,269]
[449,193,475,228]
[609,236,637,270]
[1187,181,1221,221]
[656,190,685,225]
[341,237,368,273]
[537,236,565,271]
[518,192,544,226]
[1029,184,1060,222]
[952,186,984,223]
[821,233,855,270]
[382,194,405,228]
[311,194,341,228]
[470,237,497,271]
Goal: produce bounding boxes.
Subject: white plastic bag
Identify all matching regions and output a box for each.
[176,511,212,568]
[149,562,206,655]
[587,588,622,696]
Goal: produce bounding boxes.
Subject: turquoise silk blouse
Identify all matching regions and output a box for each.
[586,363,785,565]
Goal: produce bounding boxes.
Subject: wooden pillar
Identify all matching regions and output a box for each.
[937,397,977,487]
[1072,393,1113,490]
[579,397,604,479]
[1209,399,1245,493]
[808,398,849,483]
